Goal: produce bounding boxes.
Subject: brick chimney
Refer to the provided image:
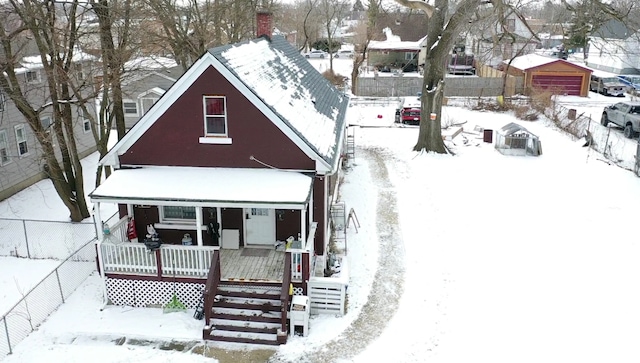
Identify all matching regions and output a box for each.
[256,10,272,39]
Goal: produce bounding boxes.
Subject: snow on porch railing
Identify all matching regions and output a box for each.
[100,241,217,277]
[288,222,317,281]
[104,215,129,243]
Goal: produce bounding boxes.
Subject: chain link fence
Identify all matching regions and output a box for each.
[0,218,97,259]
[551,103,637,171]
[0,238,98,358]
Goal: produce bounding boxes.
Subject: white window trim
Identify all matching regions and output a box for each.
[14,124,28,157]
[203,95,228,137]
[123,100,139,116]
[83,119,91,133]
[199,137,232,144]
[0,129,10,165]
[139,96,159,115]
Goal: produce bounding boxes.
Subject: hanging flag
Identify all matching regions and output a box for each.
[127,218,138,242]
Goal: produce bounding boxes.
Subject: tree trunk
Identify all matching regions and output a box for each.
[415,53,447,153]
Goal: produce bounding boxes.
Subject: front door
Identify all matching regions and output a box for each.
[244,208,275,246]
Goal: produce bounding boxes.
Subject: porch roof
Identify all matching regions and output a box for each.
[89,166,314,209]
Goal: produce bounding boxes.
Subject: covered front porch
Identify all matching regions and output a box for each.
[100,214,316,284]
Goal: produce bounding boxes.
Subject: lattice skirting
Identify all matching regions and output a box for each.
[106,277,205,309]
[292,286,304,296]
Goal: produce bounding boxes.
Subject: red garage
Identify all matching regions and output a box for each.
[504,54,592,97]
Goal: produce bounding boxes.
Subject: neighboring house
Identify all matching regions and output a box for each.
[0,54,98,202]
[465,8,541,67]
[586,19,640,74]
[89,17,349,345]
[504,53,592,97]
[368,29,425,72]
[120,56,185,130]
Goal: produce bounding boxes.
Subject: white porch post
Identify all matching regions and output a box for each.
[323,175,328,251]
[301,209,307,243]
[126,204,133,217]
[93,202,109,309]
[303,189,313,243]
[196,207,203,247]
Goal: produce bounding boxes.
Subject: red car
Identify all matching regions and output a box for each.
[400,106,421,125]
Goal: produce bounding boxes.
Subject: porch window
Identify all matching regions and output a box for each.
[14,125,28,156]
[161,206,196,222]
[203,96,227,136]
[0,129,10,165]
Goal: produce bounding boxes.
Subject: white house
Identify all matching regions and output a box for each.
[586,19,640,74]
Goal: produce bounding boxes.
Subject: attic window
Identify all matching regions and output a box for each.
[203,95,227,136]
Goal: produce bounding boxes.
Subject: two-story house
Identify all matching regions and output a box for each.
[120,56,185,130]
[464,8,541,68]
[0,54,98,202]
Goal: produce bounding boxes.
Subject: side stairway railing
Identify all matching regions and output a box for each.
[203,249,221,333]
[278,254,292,343]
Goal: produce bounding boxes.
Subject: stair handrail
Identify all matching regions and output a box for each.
[204,249,221,324]
[280,252,292,335]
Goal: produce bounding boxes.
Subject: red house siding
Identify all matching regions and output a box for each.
[120,67,315,171]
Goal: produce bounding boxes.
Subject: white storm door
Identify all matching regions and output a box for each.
[244,208,275,245]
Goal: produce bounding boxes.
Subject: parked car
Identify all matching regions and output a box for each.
[334,50,354,58]
[617,75,640,95]
[601,101,640,138]
[590,74,626,97]
[302,50,328,59]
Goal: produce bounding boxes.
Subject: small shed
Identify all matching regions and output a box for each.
[495,122,542,156]
[504,54,592,97]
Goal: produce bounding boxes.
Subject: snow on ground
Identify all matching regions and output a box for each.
[2,58,640,362]
[0,257,59,316]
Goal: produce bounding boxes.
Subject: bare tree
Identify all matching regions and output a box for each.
[393,0,506,153]
[350,0,383,94]
[317,0,351,71]
[0,0,96,221]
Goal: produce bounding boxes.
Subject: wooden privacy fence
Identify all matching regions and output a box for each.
[356,70,523,97]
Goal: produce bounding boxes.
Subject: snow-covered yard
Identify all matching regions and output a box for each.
[1,58,640,362]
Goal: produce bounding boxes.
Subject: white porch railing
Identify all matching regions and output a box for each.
[288,222,317,281]
[100,241,217,278]
[160,244,214,277]
[105,215,129,243]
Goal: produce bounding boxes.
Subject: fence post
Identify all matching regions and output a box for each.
[55,269,65,303]
[22,220,31,259]
[3,317,11,355]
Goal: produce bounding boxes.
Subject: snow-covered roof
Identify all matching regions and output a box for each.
[124,56,178,71]
[89,166,313,209]
[497,122,537,137]
[507,54,558,70]
[369,35,426,51]
[211,36,349,167]
[100,36,348,174]
[20,51,97,70]
[507,53,590,72]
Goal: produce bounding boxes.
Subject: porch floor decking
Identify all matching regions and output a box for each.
[220,248,285,282]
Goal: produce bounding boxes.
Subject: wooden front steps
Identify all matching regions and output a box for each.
[203,281,286,346]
